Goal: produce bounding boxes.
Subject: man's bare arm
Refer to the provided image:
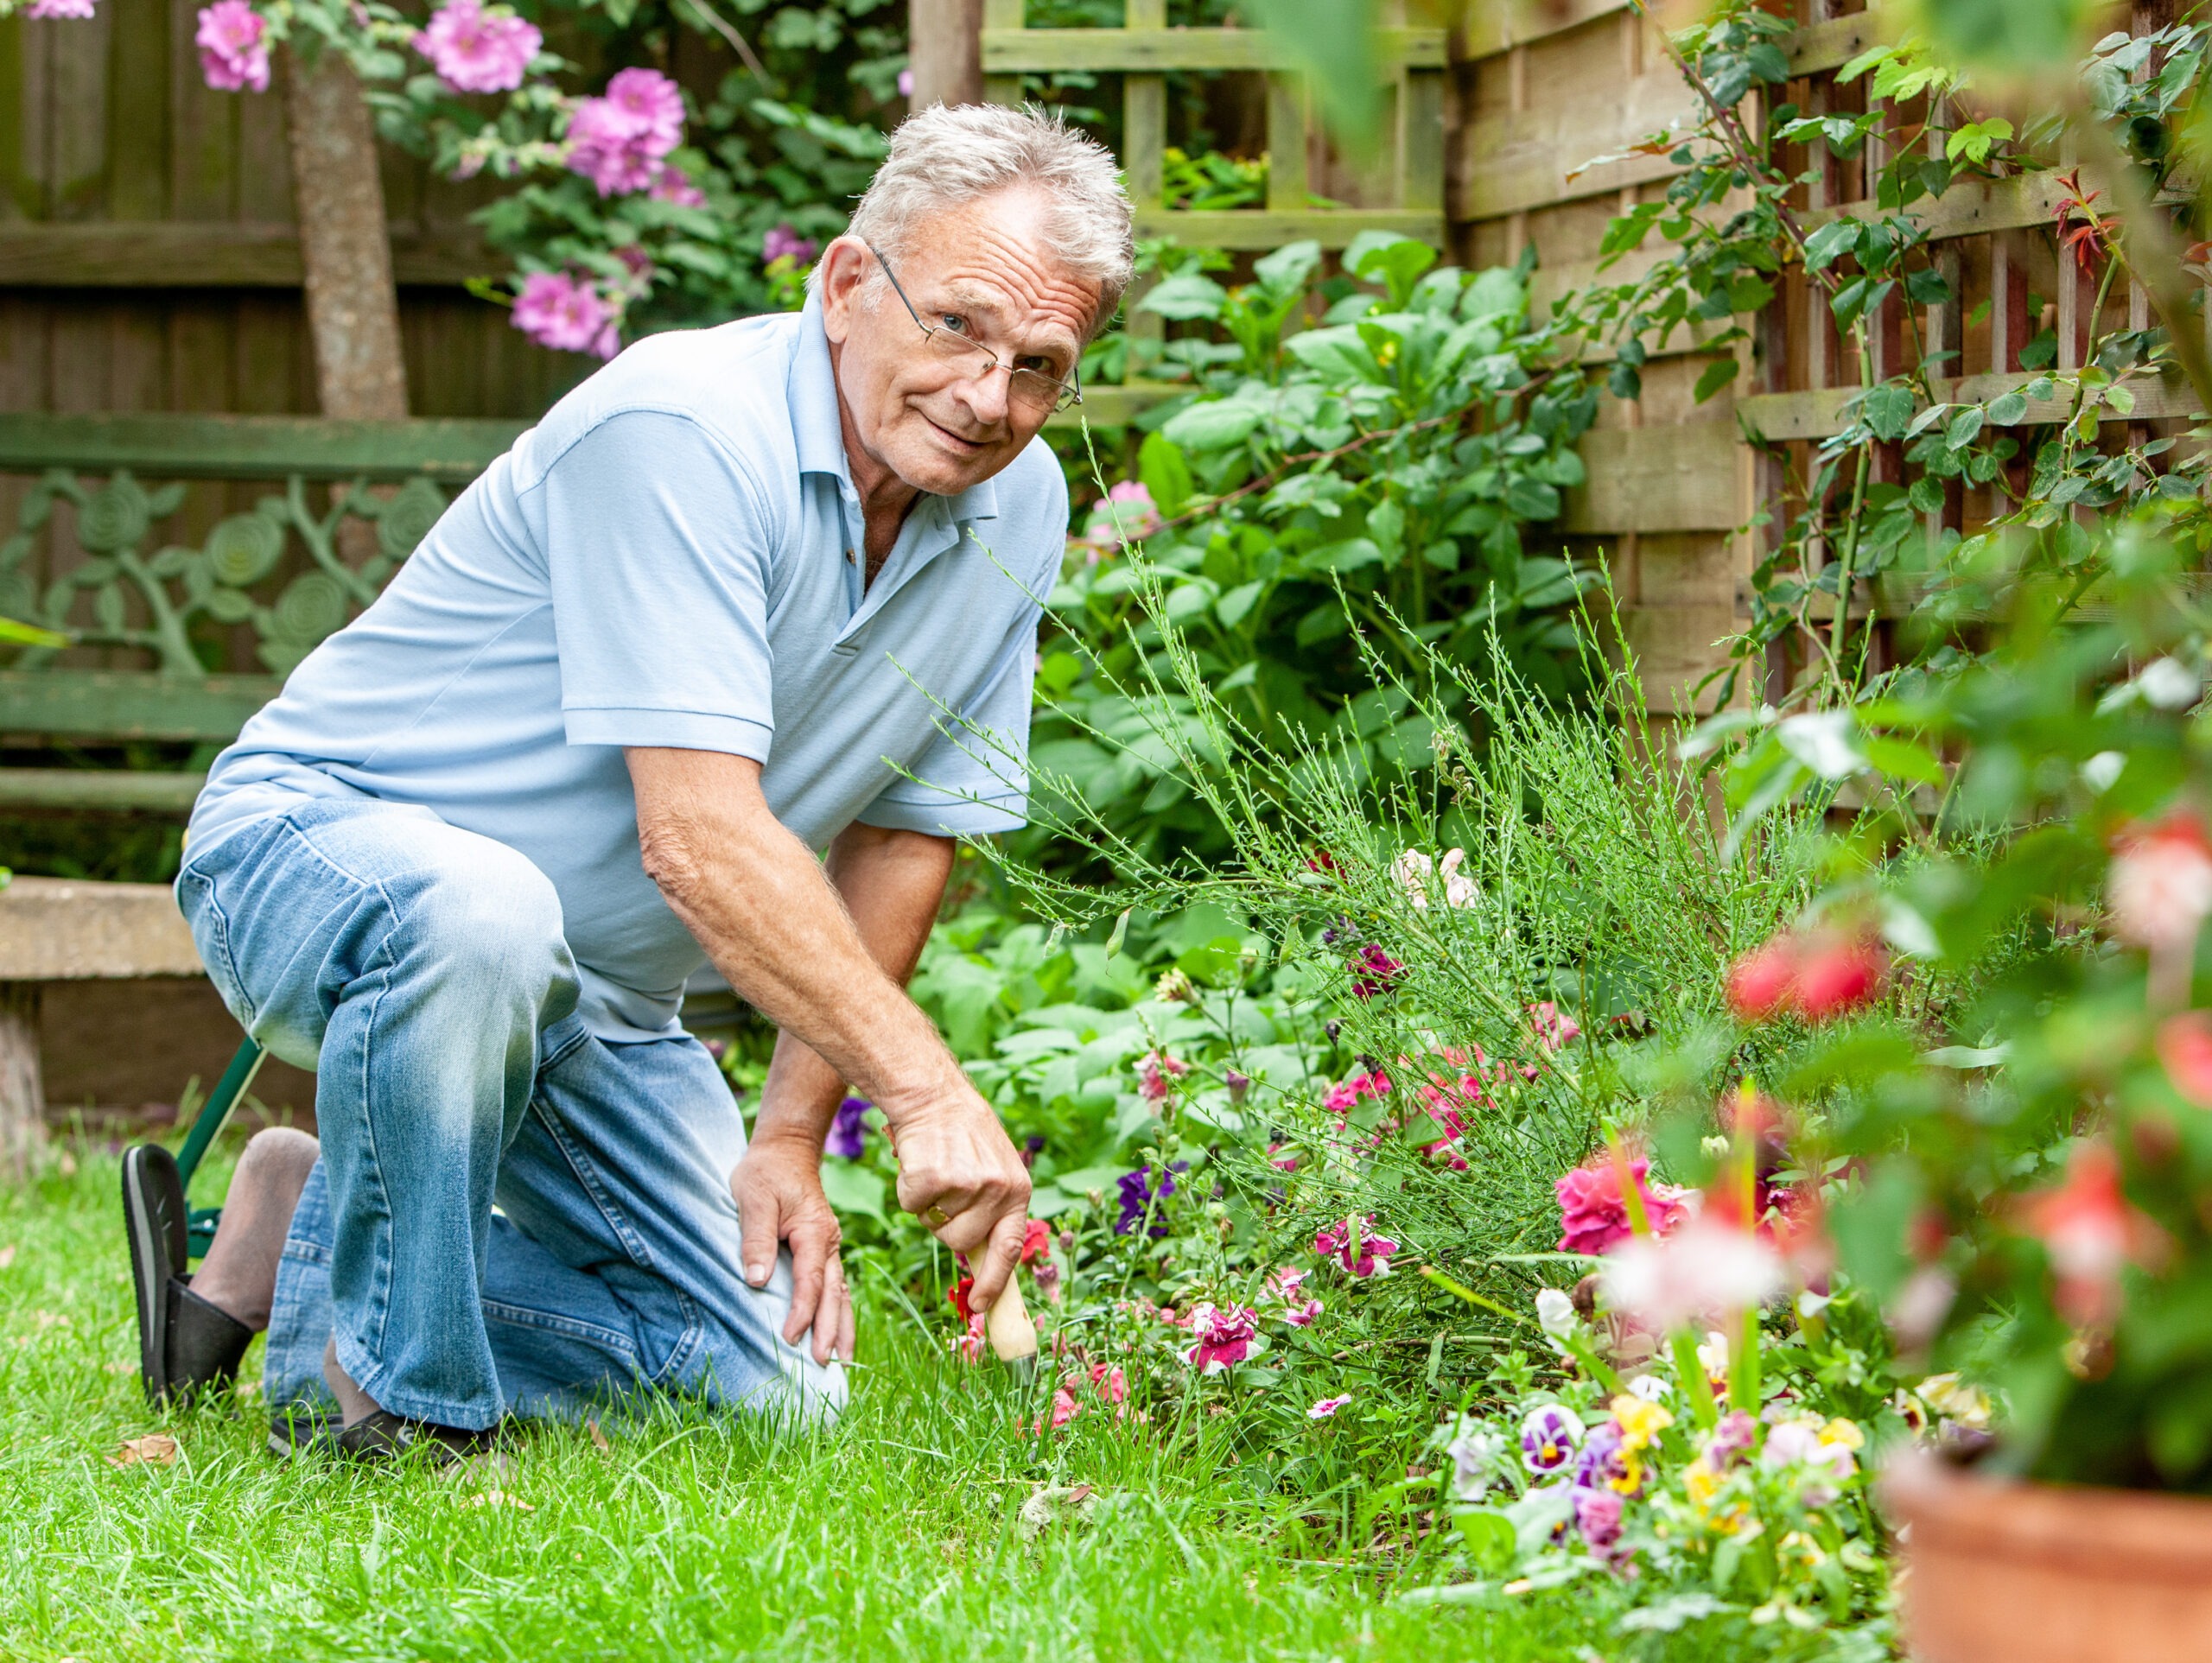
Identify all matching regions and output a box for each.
[626,746,1031,1307]
[734,822,954,1362]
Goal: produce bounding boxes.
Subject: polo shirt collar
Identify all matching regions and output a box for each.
[789,297,1003,529]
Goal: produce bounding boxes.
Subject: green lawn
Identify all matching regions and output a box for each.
[3,1138,1754,1662]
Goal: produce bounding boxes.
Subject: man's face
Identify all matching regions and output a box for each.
[819,189,1102,499]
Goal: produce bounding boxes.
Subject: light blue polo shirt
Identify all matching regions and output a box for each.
[189,298,1065,1041]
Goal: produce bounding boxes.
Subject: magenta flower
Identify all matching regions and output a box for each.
[1179,1302,1259,1374]
[565,68,684,197]
[196,0,269,92]
[1314,1215,1400,1278]
[1349,943,1403,999]
[1521,1403,1585,1474]
[1307,1393,1353,1419]
[1705,1409,1758,1470]
[1554,1155,1688,1257]
[26,0,97,18]
[763,224,820,266]
[825,1096,869,1160]
[512,270,614,356]
[414,0,542,93]
[898,66,915,98]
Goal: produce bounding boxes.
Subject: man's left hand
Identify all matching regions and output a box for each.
[730,1135,854,1366]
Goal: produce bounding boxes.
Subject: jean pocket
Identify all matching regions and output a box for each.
[175,861,256,1031]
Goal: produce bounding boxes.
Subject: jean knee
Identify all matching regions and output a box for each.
[401,844,572,1014]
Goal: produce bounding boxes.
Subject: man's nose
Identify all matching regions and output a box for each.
[952,359,1014,428]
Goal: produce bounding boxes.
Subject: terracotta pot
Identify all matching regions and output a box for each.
[1881,1449,2212,1663]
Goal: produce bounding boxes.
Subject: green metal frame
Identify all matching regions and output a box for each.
[176,1037,266,1258]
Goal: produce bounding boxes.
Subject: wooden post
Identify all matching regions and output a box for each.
[0,985,41,1183]
[911,0,984,109]
[283,45,409,423]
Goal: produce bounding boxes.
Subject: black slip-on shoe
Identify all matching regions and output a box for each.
[335,1410,500,1469]
[122,1144,254,1405]
[266,1406,343,1459]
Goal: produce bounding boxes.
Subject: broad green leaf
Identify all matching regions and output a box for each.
[1863,383,1916,441]
[1692,357,1740,404]
[1160,398,1265,452]
[1251,238,1323,300]
[1137,431,1194,520]
[1139,273,1230,321]
[818,1159,888,1227]
[1215,580,1264,629]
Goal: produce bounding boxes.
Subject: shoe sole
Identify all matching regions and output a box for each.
[121,1144,185,1405]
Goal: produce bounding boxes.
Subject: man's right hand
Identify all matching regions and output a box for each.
[889,1081,1032,1311]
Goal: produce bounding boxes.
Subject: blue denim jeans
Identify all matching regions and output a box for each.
[176,795,845,1431]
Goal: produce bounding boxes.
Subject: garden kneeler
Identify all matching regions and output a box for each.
[119,1037,266,1404]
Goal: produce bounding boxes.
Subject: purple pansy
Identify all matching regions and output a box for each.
[1520,1403,1586,1474]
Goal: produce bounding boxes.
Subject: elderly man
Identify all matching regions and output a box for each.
[118,103,1133,1461]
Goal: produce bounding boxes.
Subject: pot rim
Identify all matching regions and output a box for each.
[1881,1447,2212,1579]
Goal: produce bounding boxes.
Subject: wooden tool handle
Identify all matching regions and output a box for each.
[985,1272,1039,1362]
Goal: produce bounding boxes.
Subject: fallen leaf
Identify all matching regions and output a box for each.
[1017,1484,1102,1537]
[109,1434,179,1468]
[462,1488,535,1511]
[0,1244,16,1270]
[588,1419,611,1452]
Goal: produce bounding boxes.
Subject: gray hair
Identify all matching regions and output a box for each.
[821,103,1134,334]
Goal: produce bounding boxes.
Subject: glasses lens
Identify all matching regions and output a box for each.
[1006,369,1069,418]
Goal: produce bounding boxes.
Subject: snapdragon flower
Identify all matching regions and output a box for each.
[1180,1302,1260,1373]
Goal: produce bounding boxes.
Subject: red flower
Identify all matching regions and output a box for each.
[2158,1012,2212,1109]
[949,1276,976,1323]
[1019,1219,1052,1265]
[1350,943,1404,999]
[2020,1142,2165,1329]
[1554,1155,1688,1256]
[2110,809,2212,954]
[1725,928,1885,1023]
[1179,1302,1261,1373]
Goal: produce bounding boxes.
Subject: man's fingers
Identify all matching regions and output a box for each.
[784,1222,836,1347]
[965,1209,1029,1311]
[732,1170,782,1290]
[812,1257,850,1366]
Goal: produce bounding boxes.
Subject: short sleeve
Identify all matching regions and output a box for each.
[858,606,1039,837]
[540,410,779,757]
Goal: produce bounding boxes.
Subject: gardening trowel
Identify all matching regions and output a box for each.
[986,1269,1039,1377]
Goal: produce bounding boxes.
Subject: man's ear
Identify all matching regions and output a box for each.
[817,237,870,345]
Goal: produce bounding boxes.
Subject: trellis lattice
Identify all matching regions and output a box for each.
[0,471,446,678]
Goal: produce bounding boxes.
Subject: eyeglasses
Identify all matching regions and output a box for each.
[867,244,1083,417]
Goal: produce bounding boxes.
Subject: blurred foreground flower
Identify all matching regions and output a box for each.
[196,0,268,92]
[1726,926,1885,1023]
[2019,1141,2166,1330]
[1600,1215,1784,1333]
[415,0,542,93]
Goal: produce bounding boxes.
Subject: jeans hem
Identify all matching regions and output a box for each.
[334,1331,503,1433]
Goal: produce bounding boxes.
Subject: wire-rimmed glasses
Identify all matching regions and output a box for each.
[868,244,1083,418]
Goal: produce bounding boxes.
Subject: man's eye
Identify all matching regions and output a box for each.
[939,314,970,336]
[1016,357,1058,377]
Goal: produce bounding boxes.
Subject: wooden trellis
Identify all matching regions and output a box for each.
[979,0,1448,251]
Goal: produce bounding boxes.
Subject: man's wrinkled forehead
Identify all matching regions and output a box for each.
[892,196,1101,354]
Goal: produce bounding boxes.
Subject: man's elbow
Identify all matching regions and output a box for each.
[637,811,713,906]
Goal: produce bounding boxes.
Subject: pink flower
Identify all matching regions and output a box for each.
[195,0,269,92]
[1315,1216,1399,1279]
[565,68,684,198]
[1554,1155,1688,1257]
[2158,1012,2212,1108]
[1307,1394,1353,1419]
[1574,1488,1624,1554]
[414,0,542,93]
[1138,1050,1188,1102]
[1179,1302,1259,1373]
[648,164,706,207]
[1321,1068,1391,1116]
[1088,1362,1127,1404]
[1599,1215,1784,1333]
[952,1311,986,1362]
[898,66,915,97]
[27,0,98,18]
[512,270,615,356]
[763,224,819,266]
[2110,809,2212,954]
[1049,1386,1080,1428]
[1266,1265,1324,1326]
[1529,1001,1581,1052]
